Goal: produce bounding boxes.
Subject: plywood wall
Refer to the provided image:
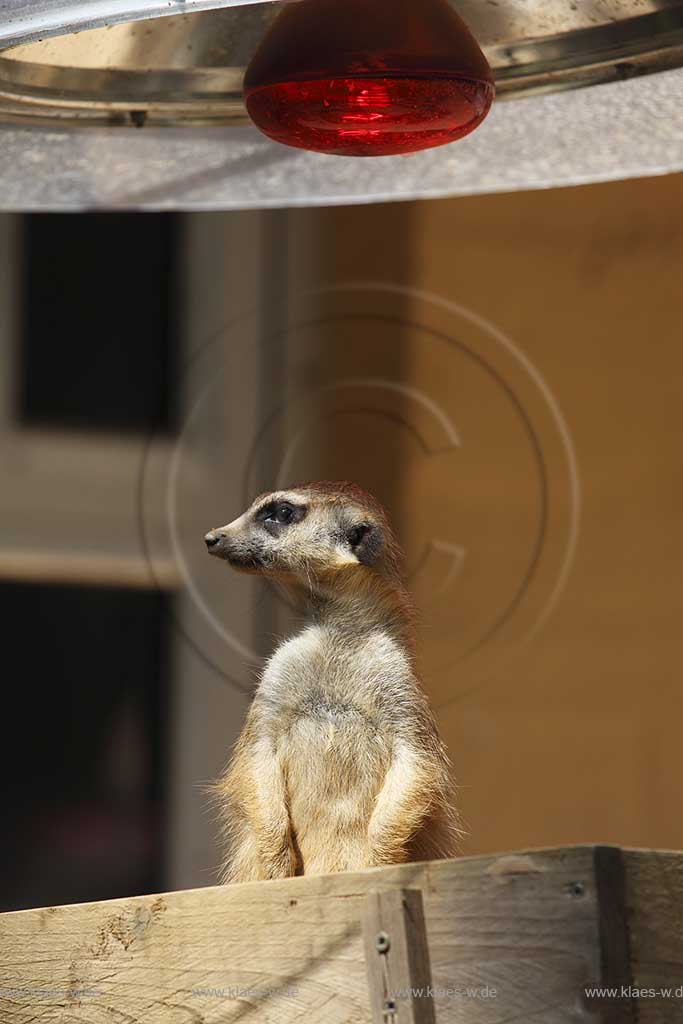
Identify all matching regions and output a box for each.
[283,173,683,857]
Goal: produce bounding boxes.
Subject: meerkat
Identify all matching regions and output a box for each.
[205,481,460,883]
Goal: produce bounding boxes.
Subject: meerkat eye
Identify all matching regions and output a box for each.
[255,499,306,531]
[271,503,295,524]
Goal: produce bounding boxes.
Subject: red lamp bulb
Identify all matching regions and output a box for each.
[244,0,495,157]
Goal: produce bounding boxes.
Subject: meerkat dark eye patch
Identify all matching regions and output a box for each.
[256,500,306,532]
[347,523,383,566]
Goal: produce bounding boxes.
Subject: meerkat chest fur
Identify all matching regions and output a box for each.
[254,623,418,871]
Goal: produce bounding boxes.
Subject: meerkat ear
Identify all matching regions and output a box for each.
[346,523,383,567]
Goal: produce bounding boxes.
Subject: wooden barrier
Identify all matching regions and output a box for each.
[1,845,682,1023]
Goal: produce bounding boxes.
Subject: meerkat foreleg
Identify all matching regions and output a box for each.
[222,735,298,882]
[367,741,438,865]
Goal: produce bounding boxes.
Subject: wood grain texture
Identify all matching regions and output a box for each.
[625,849,683,1023]
[0,847,607,1024]
[363,889,435,1024]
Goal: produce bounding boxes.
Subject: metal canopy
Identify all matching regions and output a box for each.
[1,1,682,125]
[0,0,682,209]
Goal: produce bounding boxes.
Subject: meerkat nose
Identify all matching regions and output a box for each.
[205,531,221,549]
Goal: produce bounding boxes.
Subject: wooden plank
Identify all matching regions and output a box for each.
[587,846,637,1022]
[363,889,435,1024]
[624,849,683,1023]
[0,846,606,1024]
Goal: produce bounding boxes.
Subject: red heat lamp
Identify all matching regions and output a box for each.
[243,0,495,157]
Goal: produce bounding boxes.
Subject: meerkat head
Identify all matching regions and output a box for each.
[204,481,401,585]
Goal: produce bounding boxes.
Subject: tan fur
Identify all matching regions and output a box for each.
[205,481,461,883]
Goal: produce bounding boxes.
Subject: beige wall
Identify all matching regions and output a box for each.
[286,173,683,857]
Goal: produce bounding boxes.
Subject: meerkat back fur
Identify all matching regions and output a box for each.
[205,481,460,882]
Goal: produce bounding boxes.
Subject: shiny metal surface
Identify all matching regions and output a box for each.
[0,5,279,126]
[0,0,682,126]
[0,0,272,47]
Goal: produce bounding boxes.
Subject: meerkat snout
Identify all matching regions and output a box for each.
[204,522,267,572]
